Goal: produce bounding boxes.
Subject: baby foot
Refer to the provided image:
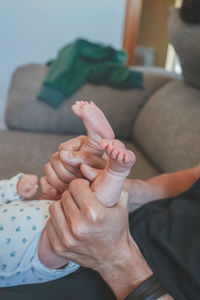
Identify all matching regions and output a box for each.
[17,174,39,199]
[72,101,114,155]
[100,139,136,176]
[89,139,136,207]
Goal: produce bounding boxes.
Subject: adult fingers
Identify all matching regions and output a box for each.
[40,176,60,199]
[58,136,86,151]
[61,190,81,217]
[69,179,101,217]
[80,164,102,181]
[60,150,106,169]
[48,200,79,249]
[50,152,79,183]
[46,219,78,260]
[38,193,53,200]
[61,190,88,240]
[44,162,67,193]
[46,220,90,265]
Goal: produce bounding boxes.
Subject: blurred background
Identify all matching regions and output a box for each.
[0,0,182,129]
[0,0,126,129]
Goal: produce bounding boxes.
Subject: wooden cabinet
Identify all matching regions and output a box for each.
[122,0,143,65]
[122,0,179,67]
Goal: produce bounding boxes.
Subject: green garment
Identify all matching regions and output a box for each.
[38,39,144,108]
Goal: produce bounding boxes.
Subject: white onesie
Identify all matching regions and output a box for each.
[0,174,79,287]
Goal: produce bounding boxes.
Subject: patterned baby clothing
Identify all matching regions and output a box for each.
[0,174,79,287]
[0,173,24,203]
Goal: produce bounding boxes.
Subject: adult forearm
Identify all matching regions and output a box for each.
[124,165,200,205]
[98,237,173,300]
[145,165,200,200]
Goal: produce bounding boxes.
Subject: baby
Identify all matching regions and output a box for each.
[0,101,135,287]
[0,173,39,203]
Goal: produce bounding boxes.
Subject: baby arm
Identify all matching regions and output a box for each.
[0,174,38,203]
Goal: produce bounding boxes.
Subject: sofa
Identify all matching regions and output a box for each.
[0,8,200,189]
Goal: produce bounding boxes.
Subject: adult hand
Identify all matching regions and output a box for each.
[40,135,107,199]
[38,176,61,200]
[47,179,153,299]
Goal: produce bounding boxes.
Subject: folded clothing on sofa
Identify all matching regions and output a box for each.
[38,39,144,108]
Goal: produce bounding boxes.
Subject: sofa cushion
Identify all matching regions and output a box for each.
[133,80,200,172]
[5,64,150,140]
[0,130,158,182]
[168,7,200,90]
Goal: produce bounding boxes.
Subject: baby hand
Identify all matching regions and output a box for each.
[17,174,39,199]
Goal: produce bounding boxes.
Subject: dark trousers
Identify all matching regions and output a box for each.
[0,267,116,300]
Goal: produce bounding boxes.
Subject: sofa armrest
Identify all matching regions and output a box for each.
[5,64,179,140]
[133,80,200,172]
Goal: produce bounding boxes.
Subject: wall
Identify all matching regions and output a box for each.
[0,0,126,129]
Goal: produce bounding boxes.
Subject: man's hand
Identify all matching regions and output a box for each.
[40,135,107,199]
[47,179,153,299]
[38,176,61,200]
[47,179,130,268]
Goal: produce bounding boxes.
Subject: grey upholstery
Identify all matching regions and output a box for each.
[5,64,149,140]
[168,7,200,90]
[5,64,176,140]
[133,80,200,172]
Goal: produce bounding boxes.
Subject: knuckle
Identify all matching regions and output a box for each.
[62,235,76,249]
[54,243,65,256]
[87,205,103,224]
[72,221,87,239]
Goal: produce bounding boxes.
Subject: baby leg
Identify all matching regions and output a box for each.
[72,101,114,156]
[89,139,136,207]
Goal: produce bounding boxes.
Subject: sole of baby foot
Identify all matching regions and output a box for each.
[71,101,115,147]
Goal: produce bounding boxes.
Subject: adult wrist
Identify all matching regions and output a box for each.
[124,274,167,300]
[98,236,153,300]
